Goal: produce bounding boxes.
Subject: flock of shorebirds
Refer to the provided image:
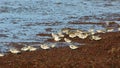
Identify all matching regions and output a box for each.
[0,43,56,57]
[0,23,120,57]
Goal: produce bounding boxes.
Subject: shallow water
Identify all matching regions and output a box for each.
[0,0,120,43]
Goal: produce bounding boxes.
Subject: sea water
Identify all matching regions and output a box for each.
[0,0,120,43]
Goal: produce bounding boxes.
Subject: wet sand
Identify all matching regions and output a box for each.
[0,30,120,68]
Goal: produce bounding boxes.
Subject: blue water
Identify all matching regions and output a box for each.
[0,0,120,43]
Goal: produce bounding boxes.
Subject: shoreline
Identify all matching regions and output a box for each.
[0,31,120,68]
[0,0,120,67]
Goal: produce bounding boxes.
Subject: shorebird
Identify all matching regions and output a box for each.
[88,28,95,35]
[0,53,4,57]
[61,28,70,35]
[21,46,29,51]
[106,28,114,32]
[91,35,102,41]
[69,32,77,38]
[64,38,71,43]
[51,33,61,41]
[76,29,84,34]
[50,44,56,48]
[96,29,106,33]
[9,48,21,54]
[51,33,58,38]
[69,45,79,49]
[28,46,37,51]
[40,44,50,49]
[77,33,88,39]
[118,27,120,31]
[88,25,96,35]
[54,36,61,41]
[58,32,64,37]
[105,22,110,26]
[21,46,37,51]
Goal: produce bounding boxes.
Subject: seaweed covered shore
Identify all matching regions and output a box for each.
[0,30,120,68]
